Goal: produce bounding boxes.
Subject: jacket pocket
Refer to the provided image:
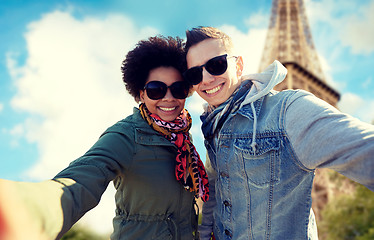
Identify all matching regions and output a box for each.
[234,136,280,188]
[152,225,173,240]
[112,216,173,240]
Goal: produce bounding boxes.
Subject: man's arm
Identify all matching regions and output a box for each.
[284,90,374,190]
[0,179,64,240]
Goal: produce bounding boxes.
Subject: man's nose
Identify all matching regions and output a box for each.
[201,68,215,84]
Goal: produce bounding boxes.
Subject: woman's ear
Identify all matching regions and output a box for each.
[139,90,145,102]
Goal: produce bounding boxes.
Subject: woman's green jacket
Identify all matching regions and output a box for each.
[18,107,198,240]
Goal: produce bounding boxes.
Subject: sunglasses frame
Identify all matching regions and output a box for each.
[144,80,190,100]
[183,54,235,85]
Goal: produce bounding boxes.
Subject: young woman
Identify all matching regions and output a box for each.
[0,35,208,240]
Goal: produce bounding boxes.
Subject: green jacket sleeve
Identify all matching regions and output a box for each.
[0,122,135,239]
[53,125,135,238]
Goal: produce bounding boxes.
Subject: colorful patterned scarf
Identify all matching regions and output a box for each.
[139,103,209,202]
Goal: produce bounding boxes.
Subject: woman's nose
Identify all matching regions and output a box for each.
[162,89,175,100]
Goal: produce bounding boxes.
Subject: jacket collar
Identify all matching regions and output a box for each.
[236,97,264,121]
[132,107,176,148]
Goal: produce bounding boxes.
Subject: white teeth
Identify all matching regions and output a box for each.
[205,85,221,94]
[159,106,176,111]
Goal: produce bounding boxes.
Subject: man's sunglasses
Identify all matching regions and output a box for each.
[144,81,190,100]
[183,54,235,85]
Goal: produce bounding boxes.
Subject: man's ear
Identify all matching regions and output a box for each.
[236,56,244,78]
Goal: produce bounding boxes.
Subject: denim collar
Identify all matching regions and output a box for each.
[200,80,253,140]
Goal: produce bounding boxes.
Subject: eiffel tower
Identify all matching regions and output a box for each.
[259,0,349,226]
[259,0,340,107]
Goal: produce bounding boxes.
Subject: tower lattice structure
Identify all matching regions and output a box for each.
[259,0,352,227]
[259,0,340,107]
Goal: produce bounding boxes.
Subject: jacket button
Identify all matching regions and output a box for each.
[220,172,229,178]
[223,200,232,207]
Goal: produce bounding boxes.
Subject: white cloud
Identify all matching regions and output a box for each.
[317,53,345,91]
[8,9,158,235]
[219,24,268,74]
[306,0,338,24]
[0,102,3,112]
[337,92,364,115]
[306,0,374,56]
[244,11,269,29]
[339,0,374,55]
[10,10,158,179]
[338,92,374,124]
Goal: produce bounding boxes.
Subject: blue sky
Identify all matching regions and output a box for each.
[1,0,374,234]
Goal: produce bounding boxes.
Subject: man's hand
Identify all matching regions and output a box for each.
[0,179,48,240]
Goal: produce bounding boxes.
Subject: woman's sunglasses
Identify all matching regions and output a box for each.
[183,54,235,85]
[144,81,190,100]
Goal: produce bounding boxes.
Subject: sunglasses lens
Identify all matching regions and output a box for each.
[170,81,189,99]
[145,81,167,100]
[206,55,228,75]
[183,54,228,85]
[145,81,189,100]
[183,67,203,85]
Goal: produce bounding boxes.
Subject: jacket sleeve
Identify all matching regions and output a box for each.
[0,123,135,240]
[284,90,374,191]
[52,126,135,238]
[199,153,217,240]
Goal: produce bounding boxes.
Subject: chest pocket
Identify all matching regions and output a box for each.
[135,129,172,146]
[133,129,177,177]
[135,128,175,151]
[234,136,280,188]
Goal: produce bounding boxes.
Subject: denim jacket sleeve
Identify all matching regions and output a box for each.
[199,153,217,240]
[284,90,374,191]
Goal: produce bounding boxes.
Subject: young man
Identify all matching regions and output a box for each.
[184,26,374,240]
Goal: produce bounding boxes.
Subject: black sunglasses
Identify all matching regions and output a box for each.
[183,54,235,85]
[144,81,190,100]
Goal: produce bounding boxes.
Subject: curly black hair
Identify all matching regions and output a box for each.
[121,35,188,102]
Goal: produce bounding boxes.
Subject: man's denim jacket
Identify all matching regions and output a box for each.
[199,88,374,240]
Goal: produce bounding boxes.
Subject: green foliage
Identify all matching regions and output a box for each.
[319,184,374,240]
[61,225,108,240]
